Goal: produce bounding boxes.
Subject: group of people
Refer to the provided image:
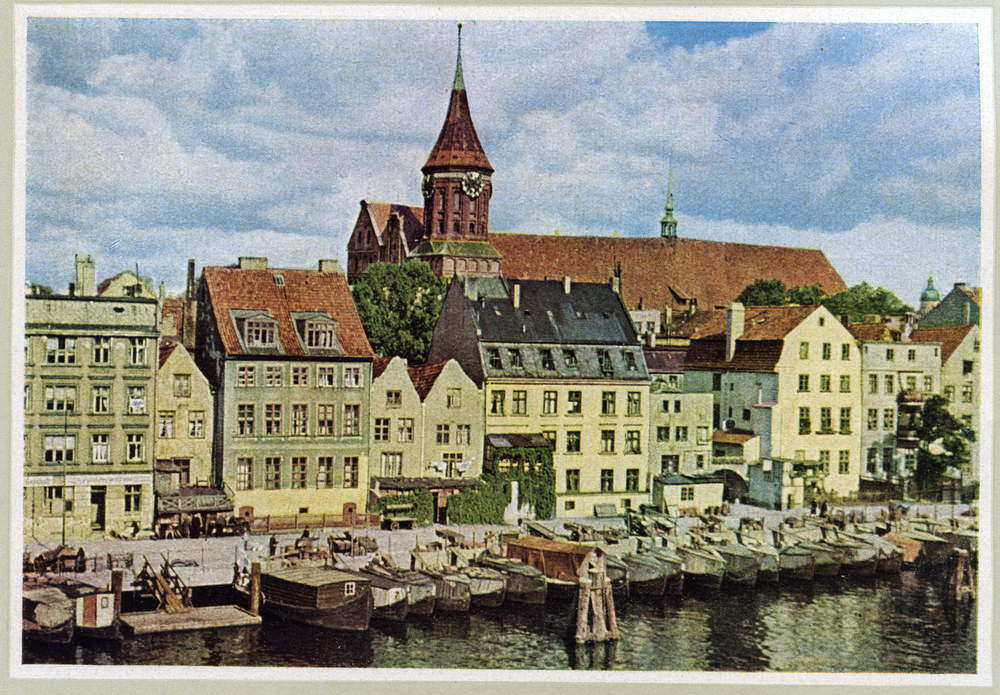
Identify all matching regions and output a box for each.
[810,499,829,517]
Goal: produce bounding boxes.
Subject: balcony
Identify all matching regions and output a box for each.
[156,486,234,515]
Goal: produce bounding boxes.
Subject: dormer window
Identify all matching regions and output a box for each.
[273,274,285,287]
[541,349,555,370]
[624,352,638,372]
[246,320,276,347]
[305,321,336,348]
[508,349,523,368]
[488,348,502,370]
[564,349,578,367]
[597,350,613,376]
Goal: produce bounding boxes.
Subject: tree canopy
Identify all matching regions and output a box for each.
[914,394,975,490]
[734,279,913,321]
[351,261,447,364]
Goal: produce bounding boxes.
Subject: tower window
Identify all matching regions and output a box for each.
[453,221,460,235]
[469,223,475,235]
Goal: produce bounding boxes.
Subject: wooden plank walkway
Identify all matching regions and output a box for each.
[121,605,261,635]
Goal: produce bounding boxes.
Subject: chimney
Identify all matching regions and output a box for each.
[726,302,745,362]
[318,259,341,274]
[963,301,970,324]
[954,282,968,290]
[563,276,571,294]
[75,254,95,297]
[239,257,268,270]
[182,259,198,350]
[186,259,196,299]
[610,274,621,295]
[512,283,520,308]
[646,332,656,348]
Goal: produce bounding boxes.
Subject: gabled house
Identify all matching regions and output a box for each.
[195,257,375,522]
[428,275,651,517]
[918,282,981,328]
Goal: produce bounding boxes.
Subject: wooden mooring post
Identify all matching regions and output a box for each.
[949,549,976,601]
[249,562,262,615]
[575,551,619,643]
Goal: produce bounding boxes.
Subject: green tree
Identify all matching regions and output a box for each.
[736,279,788,306]
[820,282,913,322]
[787,283,825,305]
[351,261,447,363]
[914,395,975,491]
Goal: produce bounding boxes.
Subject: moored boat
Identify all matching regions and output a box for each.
[460,566,506,608]
[505,536,597,601]
[473,554,547,605]
[258,567,373,631]
[419,568,471,612]
[736,534,780,583]
[670,538,725,591]
[643,547,685,596]
[713,541,760,587]
[363,571,409,622]
[621,552,668,596]
[776,544,816,582]
[364,564,437,616]
[23,585,75,645]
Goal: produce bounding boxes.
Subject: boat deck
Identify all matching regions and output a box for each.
[121,605,261,635]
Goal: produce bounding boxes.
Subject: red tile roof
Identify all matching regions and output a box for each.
[713,429,758,445]
[847,322,900,342]
[202,266,374,359]
[407,360,449,401]
[423,88,493,174]
[161,297,185,336]
[675,305,819,341]
[490,233,846,313]
[683,338,787,373]
[365,202,425,252]
[372,356,394,381]
[643,346,687,373]
[158,342,178,369]
[909,324,976,363]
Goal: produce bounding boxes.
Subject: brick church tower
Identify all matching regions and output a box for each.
[409,23,502,277]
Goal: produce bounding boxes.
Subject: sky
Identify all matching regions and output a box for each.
[22,13,985,307]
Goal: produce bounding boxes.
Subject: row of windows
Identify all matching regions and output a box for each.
[798,374,852,393]
[380,451,466,477]
[235,456,359,490]
[865,346,936,362]
[655,425,710,444]
[31,337,148,366]
[242,318,338,350]
[866,448,916,473]
[486,347,639,375]
[27,384,152,415]
[798,407,852,435]
[157,411,206,439]
[379,388,463,409]
[39,485,142,515]
[489,390,642,417]
[236,403,362,438]
[236,364,363,389]
[868,373,934,395]
[799,342,852,361]
[659,454,707,473]
[37,433,146,464]
[866,408,900,431]
[943,385,975,403]
[565,468,641,493]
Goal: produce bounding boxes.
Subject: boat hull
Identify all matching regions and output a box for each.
[260,590,373,631]
[474,556,547,605]
[22,618,74,645]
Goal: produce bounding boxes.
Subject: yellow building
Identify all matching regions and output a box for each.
[155,343,214,485]
[644,347,714,477]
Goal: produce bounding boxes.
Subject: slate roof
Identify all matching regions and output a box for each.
[407,360,449,401]
[656,473,723,486]
[490,233,846,313]
[643,346,687,373]
[202,266,374,359]
[909,324,975,363]
[423,84,492,174]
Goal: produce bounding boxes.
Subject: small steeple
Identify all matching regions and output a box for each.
[920,274,940,302]
[660,169,678,239]
[453,22,465,91]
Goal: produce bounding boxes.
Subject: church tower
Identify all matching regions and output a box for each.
[659,170,678,240]
[410,23,502,277]
[918,274,940,317]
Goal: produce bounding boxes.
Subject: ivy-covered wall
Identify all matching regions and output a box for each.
[447,447,555,524]
[374,489,435,525]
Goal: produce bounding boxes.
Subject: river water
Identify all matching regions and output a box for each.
[23,569,976,673]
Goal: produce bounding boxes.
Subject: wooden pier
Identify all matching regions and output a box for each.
[121,605,261,635]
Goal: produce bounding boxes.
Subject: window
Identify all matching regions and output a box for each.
[46,337,76,364]
[566,431,581,453]
[305,321,336,348]
[674,426,688,442]
[819,407,832,432]
[265,457,281,489]
[542,391,558,415]
[661,455,679,474]
[316,457,334,488]
[883,408,895,430]
[398,418,414,442]
[45,385,76,412]
[597,350,613,376]
[883,448,894,472]
[237,458,253,490]
[291,366,309,386]
[126,433,144,462]
[447,388,462,408]
[508,349,523,368]
[903,451,917,472]
[626,469,640,492]
[963,360,974,376]
[657,426,670,442]
[961,385,973,403]
[343,404,361,436]
[237,365,256,388]
[443,452,464,477]
[680,486,695,502]
[822,343,832,360]
[488,349,502,370]
[374,418,390,442]
[884,375,894,394]
[943,385,955,401]
[124,484,142,513]
[799,407,811,435]
[840,408,851,434]
[245,320,275,347]
[713,373,722,390]
[456,424,471,445]
[563,350,577,369]
[696,454,706,469]
[344,367,362,388]
[386,390,402,408]
[798,374,810,392]
[600,469,614,492]
[838,450,850,474]
[601,391,616,416]
[171,374,192,398]
[601,430,615,453]
[565,501,576,511]
[799,342,809,359]
[627,392,641,416]
[885,348,894,362]
[667,374,680,390]
[264,365,282,387]
[625,431,641,454]
[237,404,255,435]
[839,375,851,393]
[264,404,282,435]
[93,337,110,363]
[91,434,109,463]
[188,411,205,438]
[567,391,582,414]
[819,450,830,473]
[317,404,336,435]
[923,376,933,393]
[820,375,831,392]
[91,385,109,413]
[158,411,175,438]
[841,344,851,360]
[866,448,878,473]
[907,349,916,362]
[291,404,308,436]
[44,486,73,515]
[381,452,403,477]
[436,424,450,444]
[539,430,556,449]
[625,352,638,372]
[869,374,878,394]
[512,390,528,415]
[291,457,307,489]
[44,435,75,462]
[343,457,359,488]
[129,338,147,365]
[540,349,555,370]
[128,386,146,414]
[868,408,879,430]
[490,391,505,416]
[566,469,580,492]
[317,367,336,387]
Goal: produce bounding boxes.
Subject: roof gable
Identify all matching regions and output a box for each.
[677,305,818,341]
[909,324,976,363]
[407,360,449,401]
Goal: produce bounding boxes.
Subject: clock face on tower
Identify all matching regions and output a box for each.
[421,175,435,199]
[461,171,486,199]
